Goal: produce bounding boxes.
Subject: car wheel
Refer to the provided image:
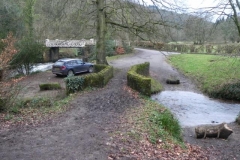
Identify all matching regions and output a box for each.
[67,70,74,77]
[88,66,93,73]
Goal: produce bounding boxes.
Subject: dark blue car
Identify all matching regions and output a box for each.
[52,58,93,76]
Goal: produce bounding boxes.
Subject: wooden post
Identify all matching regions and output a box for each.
[195,123,233,139]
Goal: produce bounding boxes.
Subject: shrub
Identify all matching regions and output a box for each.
[65,76,85,94]
[162,44,240,56]
[153,42,165,50]
[39,83,61,91]
[0,33,21,112]
[122,41,133,53]
[209,82,240,101]
[11,37,46,75]
[83,73,104,88]
[105,39,116,57]
[94,64,107,73]
[134,41,165,50]
[0,32,18,77]
[65,64,113,94]
[82,65,113,88]
[97,65,114,85]
[0,78,23,111]
[127,62,151,96]
[136,62,150,76]
[88,38,116,62]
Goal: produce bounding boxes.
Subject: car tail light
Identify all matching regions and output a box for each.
[60,66,66,70]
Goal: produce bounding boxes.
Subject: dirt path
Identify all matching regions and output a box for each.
[0,68,140,160]
[0,48,239,159]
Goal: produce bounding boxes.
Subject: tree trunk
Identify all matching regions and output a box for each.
[96,0,108,65]
[195,123,233,139]
[83,46,89,62]
[229,0,240,37]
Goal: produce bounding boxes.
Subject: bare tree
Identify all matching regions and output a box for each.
[23,0,36,38]
[228,0,240,36]
[34,0,94,40]
[184,14,213,44]
[0,0,24,39]
[196,0,240,38]
[30,0,186,64]
[91,0,185,64]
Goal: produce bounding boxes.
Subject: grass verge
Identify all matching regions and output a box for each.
[0,92,75,130]
[135,97,183,145]
[168,54,240,100]
[111,94,183,147]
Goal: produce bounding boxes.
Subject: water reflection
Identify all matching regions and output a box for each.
[152,91,240,127]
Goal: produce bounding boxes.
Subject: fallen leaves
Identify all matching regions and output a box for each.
[107,106,211,160]
[123,85,139,99]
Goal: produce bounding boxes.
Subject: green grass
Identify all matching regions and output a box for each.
[1,92,74,126]
[133,97,183,145]
[90,52,134,64]
[151,78,163,94]
[169,54,240,94]
[106,52,134,61]
[59,48,77,54]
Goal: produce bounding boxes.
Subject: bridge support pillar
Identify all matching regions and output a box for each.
[49,47,59,62]
[83,46,90,62]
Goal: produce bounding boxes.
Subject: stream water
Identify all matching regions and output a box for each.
[152,91,240,127]
[31,63,53,72]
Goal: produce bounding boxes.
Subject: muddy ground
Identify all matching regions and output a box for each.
[0,48,239,159]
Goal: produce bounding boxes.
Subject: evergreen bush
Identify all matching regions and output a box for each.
[127,62,151,96]
[39,83,61,91]
[65,65,113,94]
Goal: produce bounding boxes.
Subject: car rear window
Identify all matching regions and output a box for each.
[76,60,83,64]
[54,61,64,66]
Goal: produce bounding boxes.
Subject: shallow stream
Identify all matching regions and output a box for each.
[152,91,240,127]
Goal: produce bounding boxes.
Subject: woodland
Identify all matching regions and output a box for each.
[1,0,240,66]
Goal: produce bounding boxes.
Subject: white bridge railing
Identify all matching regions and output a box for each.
[45,39,96,47]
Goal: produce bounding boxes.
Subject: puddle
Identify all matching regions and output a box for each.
[152,91,240,127]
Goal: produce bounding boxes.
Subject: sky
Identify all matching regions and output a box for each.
[141,0,223,21]
[186,0,217,9]
[143,0,218,9]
